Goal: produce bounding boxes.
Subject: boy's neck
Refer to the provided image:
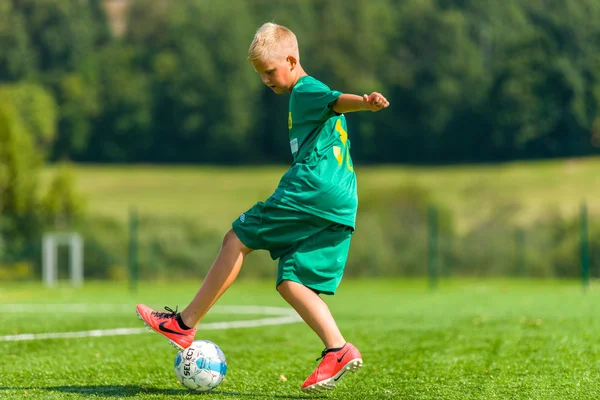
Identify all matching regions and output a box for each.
[289,66,308,91]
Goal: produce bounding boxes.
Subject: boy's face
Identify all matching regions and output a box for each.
[251,56,296,94]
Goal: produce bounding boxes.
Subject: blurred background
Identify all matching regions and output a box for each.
[1,0,599,287]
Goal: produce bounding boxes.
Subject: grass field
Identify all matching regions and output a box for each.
[42,157,600,232]
[1,279,599,399]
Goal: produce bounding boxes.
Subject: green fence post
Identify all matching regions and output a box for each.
[441,234,451,278]
[516,228,526,277]
[128,208,139,294]
[150,239,161,279]
[580,202,590,291]
[428,204,439,291]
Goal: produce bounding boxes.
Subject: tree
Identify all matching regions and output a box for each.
[0,87,42,216]
[124,0,262,163]
[1,83,57,153]
[0,1,36,81]
[10,0,108,159]
[0,83,83,264]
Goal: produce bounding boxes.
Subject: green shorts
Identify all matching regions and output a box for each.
[231,198,353,295]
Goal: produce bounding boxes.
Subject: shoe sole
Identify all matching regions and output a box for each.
[302,358,363,393]
[135,308,185,351]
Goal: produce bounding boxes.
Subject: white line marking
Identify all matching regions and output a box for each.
[0,304,298,315]
[0,316,302,342]
[0,328,146,342]
[0,305,303,342]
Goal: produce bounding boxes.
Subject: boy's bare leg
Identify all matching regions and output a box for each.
[277,280,345,349]
[278,280,362,392]
[180,229,253,328]
[135,229,251,349]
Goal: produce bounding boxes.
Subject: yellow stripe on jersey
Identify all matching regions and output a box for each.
[335,119,353,172]
[336,119,347,144]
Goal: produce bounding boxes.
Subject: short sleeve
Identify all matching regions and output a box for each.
[293,82,342,122]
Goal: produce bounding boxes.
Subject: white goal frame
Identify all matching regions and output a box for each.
[42,232,84,287]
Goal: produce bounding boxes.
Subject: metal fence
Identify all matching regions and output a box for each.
[1,202,598,287]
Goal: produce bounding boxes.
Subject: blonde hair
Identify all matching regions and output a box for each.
[248,22,299,62]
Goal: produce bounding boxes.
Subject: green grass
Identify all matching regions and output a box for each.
[1,279,599,399]
[42,157,600,232]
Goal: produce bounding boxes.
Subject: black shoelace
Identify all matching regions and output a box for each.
[151,306,178,319]
[316,345,345,361]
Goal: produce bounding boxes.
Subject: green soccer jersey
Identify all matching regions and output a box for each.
[270,75,358,228]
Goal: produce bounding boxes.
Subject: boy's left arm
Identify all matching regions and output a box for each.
[332,92,390,114]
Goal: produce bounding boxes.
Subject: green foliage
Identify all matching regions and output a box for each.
[1,83,57,151]
[0,93,41,215]
[40,162,86,227]
[2,0,599,163]
[351,184,450,276]
[347,183,597,279]
[0,83,86,269]
[14,179,592,280]
[136,215,223,280]
[0,1,36,81]
[0,260,32,280]
[54,73,101,156]
[10,161,591,281]
[3,1,600,280]
[8,0,107,159]
[86,43,152,161]
[0,91,43,264]
[73,215,127,280]
[124,0,262,163]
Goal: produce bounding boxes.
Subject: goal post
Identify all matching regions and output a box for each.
[42,232,84,287]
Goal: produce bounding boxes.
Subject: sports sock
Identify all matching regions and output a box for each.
[176,313,192,330]
[317,344,346,361]
[325,344,345,354]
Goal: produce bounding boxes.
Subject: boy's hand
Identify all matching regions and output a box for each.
[363,92,390,112]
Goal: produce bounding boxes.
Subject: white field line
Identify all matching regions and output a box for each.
[0,304,296,315]
[0,305,302,342]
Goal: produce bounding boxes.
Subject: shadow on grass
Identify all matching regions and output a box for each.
[0,385,182,397]
[216,391,325,399]
[1,385,325,399]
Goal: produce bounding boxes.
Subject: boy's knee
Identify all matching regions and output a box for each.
[222,229,252,254]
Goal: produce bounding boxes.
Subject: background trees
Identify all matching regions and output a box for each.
[1,0,599,165]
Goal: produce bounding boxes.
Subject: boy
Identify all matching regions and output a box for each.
[136,22,389,392]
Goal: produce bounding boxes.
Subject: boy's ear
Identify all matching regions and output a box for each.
[287,55,298,70]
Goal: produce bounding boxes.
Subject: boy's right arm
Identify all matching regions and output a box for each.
[332,93,389,114]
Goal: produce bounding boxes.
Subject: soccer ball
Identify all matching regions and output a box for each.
[174,340,227,392]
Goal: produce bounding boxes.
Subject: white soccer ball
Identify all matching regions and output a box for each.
[174,340,227,392]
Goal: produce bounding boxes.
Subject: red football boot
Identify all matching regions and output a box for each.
[136,304,196,350]
[301,342,363,392]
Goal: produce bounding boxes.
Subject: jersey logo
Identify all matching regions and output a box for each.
[290,138,298,154]
[288,112,292,130]
[333,146,342,165]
